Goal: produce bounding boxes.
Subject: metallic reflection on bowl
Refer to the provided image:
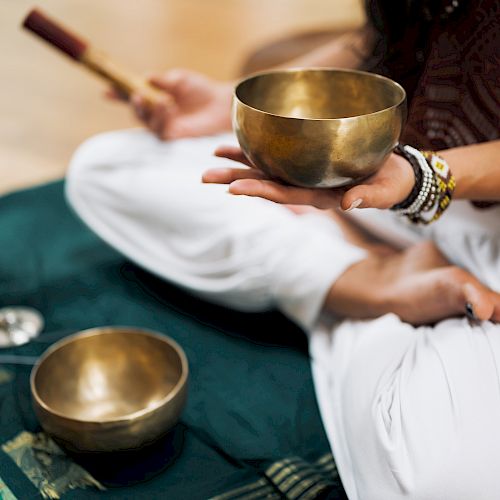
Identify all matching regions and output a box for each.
[31,327,188,453]
[233,68,406,187]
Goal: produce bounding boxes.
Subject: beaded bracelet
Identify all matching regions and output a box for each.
[420,150,456,223]
[391,144,455,224]
[391,144,423,211]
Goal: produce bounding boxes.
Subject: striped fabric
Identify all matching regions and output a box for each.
[211,453,345,500]
[2,432,105,499]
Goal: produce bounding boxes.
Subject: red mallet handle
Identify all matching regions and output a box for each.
[22,8,167,107]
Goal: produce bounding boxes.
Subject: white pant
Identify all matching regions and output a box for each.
[66,130,500,500]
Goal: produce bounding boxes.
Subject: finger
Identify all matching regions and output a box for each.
[214,146,253,167]
[202,167,265,184]
[410,268,496,324]
[104,89,116,100]
[147,99,170,139]
[460,281,500,323]
[461,282,496,321]
[341,180,396,211]
[104,87,128,102]
[491,293,500,322]
[440,269,498,322]
[340,154,415,211]
[131,93,152,123]
[228,179,341,209]
[149,69,189,95]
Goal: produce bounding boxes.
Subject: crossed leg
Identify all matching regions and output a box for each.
[66,129,500,499]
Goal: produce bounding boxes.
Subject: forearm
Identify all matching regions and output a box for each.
[440,140,500,201]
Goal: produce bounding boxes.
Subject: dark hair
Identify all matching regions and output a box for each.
[365,0,413,46]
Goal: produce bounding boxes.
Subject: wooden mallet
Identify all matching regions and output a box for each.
[22,7,168,107]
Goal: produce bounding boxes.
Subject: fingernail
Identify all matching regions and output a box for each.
[465,302,478,322]
[344,198,363,212]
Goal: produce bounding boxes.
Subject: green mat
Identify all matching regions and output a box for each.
[0,181,346,499]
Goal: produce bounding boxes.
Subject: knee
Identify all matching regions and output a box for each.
[66,129,151,216]
[65,132,114,212]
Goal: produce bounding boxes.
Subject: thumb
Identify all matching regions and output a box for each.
[462,282,497,321]
[149,69,190,96]
[341,181,396,211]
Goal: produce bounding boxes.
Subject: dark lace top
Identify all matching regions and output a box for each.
[370,0,499,150]
[367,0,499,206]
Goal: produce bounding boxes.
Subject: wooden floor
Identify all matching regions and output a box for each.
[1,0,363,195]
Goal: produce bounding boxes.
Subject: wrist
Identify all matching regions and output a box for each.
[391,145,456,224]
[388,151,417,206]
[438,148,467,199]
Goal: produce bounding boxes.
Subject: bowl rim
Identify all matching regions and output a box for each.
[233,66,407,121]
[30,326,189,424]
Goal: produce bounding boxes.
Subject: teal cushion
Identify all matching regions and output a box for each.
[0,181,345,499]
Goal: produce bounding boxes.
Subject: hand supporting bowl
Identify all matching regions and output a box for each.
[233,68,406,188]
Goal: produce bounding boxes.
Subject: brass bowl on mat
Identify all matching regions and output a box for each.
[31,327,188,453]
[233,68,406,187]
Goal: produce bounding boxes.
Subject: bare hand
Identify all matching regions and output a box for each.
[203,146,416,211]
[326,241,500,325]
[106,69,233,140]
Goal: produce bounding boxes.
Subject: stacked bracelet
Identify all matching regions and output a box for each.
[420,150,456,223]
[390,144,455,224]
[391,144,423,211]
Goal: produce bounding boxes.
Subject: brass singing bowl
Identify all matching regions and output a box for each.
[233,68,406,187]
[31,327,188,453]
